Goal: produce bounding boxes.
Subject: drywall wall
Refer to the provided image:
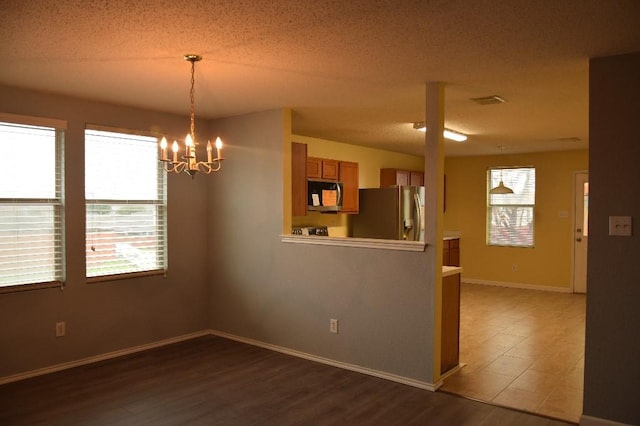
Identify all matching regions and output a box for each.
[207,109,438,385]
[0,86,210,378]
[444,150,588,290]
[583,51,640,425]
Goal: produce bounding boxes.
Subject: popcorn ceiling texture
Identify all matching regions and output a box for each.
[1,0,639,156]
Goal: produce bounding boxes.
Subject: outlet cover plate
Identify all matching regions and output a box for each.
[609,216,632,236]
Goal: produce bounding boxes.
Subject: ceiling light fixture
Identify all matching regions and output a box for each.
[412,122,468,142]
[489,146,514,194]
[159,54,224,178]
[470,95,506,105]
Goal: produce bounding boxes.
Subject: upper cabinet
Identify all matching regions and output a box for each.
[307,157,339,181]
[292,143,359,216]
[380,168,424,187]
[292,142,308,217]
[339,161,359,214]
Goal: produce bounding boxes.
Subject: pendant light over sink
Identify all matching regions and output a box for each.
[490,178,514,194]
[490,146,514,194]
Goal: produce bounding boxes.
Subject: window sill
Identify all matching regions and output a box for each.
[87,269,166,284]
[0,280,63,294]
[281,235,426,252]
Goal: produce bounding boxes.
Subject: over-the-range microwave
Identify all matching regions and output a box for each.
[307,179,343,212]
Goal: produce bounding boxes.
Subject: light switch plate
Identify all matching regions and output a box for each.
[608,216,632,236]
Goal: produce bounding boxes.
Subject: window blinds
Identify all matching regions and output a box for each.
[0,122,64,290]
[487,167,536,247]
[85,128,167,279]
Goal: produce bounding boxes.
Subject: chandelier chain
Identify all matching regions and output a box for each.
[189,59,196,142]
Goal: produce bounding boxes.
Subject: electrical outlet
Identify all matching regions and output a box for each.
[55,321,66,337]
[511,264,518,272]
[609,216,632,236]
[329,319,338,334]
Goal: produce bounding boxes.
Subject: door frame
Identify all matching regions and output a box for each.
[571,170,588,293]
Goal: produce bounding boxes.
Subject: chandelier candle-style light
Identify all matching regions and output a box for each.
[159,54,224,177]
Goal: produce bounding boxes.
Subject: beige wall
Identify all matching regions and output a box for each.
[444,150,588,290]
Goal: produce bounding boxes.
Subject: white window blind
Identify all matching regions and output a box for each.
[0,121,64,291]
[487,167,536,247]
[85,128,167,279]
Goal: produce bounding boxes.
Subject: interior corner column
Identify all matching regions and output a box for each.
[424,81,445,245]
[424,81,445,383]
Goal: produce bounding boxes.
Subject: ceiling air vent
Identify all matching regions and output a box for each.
[470,95,506,105]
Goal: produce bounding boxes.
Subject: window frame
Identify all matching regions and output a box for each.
[84,125,167,283]
[486,166,536,248]
[0,113,66,293]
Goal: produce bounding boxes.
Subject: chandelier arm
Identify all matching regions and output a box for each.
[163,161,188,174]
[194,160,223,174]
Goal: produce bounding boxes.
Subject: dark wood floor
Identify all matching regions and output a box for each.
[0,336,575,425]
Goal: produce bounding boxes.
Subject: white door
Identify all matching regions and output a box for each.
[573,172,589,293]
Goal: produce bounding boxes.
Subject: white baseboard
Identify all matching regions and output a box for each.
[580,415,633,426]
[0,330,210,385]
[210,329,442,392]
[462,278,571,293]
[1,329,443,393]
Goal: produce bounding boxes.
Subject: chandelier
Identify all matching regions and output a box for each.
[159,54,224,177]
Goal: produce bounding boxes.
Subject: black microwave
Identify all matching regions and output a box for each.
[307,179,343,212]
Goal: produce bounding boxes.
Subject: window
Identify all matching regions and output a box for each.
[85,128,166,280]
[487,167,535,247]
[0,119,64,291]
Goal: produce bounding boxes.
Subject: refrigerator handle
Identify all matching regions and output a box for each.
[413,192,422,241]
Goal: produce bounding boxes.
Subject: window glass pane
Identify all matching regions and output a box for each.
[487,167,535,247]
[86,204,165,277]
[0,123,56,199]
[583,182,589,237]
[0,205,61,287]
[85,128,166,279]
[487,206,534,247]
[0,120,63,290]
[85,130,160,200]
[489,168,535,205]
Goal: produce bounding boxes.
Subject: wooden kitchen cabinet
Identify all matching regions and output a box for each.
[307,157,339,180]
[292,144,359,216]
[380,168,424,187]
[443,238,460,267]
[441,271,461,374]
[339,161,359,213]
[410,171,424,186]
[292,142,308,217]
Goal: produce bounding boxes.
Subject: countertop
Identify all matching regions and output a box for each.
[443,231,461,240]
[442,265,463,277]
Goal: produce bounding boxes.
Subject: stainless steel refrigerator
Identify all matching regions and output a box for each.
[351,186,425,241]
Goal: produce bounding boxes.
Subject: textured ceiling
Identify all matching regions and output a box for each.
[1,0,639,156]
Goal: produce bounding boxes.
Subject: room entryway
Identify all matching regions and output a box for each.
[440,283,585,423]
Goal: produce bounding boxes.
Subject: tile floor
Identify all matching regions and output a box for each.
[441,283,586,423]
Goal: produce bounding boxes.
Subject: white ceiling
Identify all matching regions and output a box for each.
[1,0,639,157]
